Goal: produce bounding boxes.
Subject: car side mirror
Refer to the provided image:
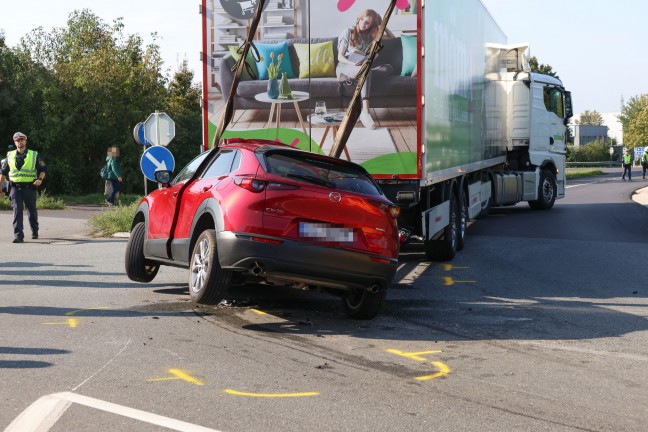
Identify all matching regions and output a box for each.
[154,170,172,187]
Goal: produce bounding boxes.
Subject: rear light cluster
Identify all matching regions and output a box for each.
[234,177,266,192]
[370,200,400,219]
[234,177,300,192]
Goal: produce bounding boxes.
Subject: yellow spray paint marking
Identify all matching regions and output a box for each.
[440,264,469,271]
[387,349,442,362]
[443,276,475,286]
[251,309,267,315]
[65,306,110,316]
[224,389,319,398]
[415,361,451,381]
[147,369,204,386]
[43,318,78,328]
[387,349,451,381]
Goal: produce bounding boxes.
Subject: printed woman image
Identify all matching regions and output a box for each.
[337,8,395,129]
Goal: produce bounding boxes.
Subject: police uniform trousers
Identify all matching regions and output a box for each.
[9,183,38,240]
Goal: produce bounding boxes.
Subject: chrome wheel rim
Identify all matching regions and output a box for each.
[542,178,554,202]
[190,238,210,294]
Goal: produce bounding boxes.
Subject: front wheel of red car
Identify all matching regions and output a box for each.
[125,222,159,282]
[189,229,232,304]
[343,287,386,319]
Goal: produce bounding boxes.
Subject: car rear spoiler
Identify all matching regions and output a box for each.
[329,0,398,159]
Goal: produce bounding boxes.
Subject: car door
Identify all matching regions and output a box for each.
[147,151,210,252]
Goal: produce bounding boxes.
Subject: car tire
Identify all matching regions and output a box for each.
[457,188,468,251]
[125,222,159,283]
[343,287,386,319]
[189,229,232,304]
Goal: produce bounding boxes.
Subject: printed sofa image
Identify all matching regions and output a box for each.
[219,36,417,110]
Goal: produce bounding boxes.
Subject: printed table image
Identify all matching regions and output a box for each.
[254,91,310,135]
[307,112,351,161]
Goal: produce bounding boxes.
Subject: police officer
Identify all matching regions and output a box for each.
[0,132,47,243]
[641,149,648,181]
[621,148,633,182]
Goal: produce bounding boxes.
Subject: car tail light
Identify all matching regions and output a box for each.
[234,177,267,192]
[370,201,400,219]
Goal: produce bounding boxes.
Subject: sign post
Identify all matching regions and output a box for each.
[139,112,176,194]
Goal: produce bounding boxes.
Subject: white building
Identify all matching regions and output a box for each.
[573,112,623,145]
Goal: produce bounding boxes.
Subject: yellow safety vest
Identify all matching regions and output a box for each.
[8,150,38,183]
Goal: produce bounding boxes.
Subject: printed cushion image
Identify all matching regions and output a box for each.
[228,46,258,80]
[293,41,336,79]
[400,34,417,77]
[255,41,296,80]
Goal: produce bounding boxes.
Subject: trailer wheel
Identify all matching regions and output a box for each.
[457,189,468,251]
[424,192,459,261]
[528,169,557,210]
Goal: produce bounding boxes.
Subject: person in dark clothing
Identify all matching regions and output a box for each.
[0,132,47,243]
[104,146,123,205]
[621,148,633,181]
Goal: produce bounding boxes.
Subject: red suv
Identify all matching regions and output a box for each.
[125,139,400,319]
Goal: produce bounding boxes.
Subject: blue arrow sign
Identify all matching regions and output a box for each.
[141,146,175,182]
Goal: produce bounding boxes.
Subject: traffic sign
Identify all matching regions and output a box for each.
[133,122,151,146]
[143,112,175,147]
[140,146,175,182]
[635,147,644,160]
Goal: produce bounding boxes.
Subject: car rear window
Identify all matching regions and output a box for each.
[265,152,383,196]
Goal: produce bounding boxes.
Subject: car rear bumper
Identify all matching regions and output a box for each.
[217,232,398,291]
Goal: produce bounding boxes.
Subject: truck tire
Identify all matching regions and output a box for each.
[343,287,386,319]
[125,222,159,282]
[457,189,468,251]
[423,192,458,261]
[528,169,557,210]
[188,229,232,304]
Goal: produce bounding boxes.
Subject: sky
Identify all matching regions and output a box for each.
[1,0,203,81]
[2,0,648,115]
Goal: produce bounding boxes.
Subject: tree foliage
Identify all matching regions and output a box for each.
[0,10,201,195]
[619,94,648,148]
[566,139,613,162]
[529,56,559,79]
[575,110,603,126]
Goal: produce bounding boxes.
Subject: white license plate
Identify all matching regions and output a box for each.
[299,222,354,242]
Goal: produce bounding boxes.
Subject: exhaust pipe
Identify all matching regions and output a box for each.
[251,262,264,276]
[367,284,380,294]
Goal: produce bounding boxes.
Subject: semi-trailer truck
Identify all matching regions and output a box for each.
[201,0,573,261]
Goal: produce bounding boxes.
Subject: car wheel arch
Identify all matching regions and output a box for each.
[187,198,226,262]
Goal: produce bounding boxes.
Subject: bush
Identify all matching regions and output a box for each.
[0,190,65,210]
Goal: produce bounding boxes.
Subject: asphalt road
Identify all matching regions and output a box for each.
[1,172,647,432]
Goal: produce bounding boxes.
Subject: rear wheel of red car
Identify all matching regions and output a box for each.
[125,222,159,282]
[189,229,232,304]
[343,287,386,319]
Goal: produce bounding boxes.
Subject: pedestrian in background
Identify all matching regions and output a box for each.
[621,148,633,181]
[641,148,648,180]
[0,132,47,243]
[104,146,122,205]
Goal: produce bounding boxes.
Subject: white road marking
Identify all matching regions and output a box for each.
[5,392,222,432]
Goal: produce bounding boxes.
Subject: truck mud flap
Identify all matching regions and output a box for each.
[423,201,450,240]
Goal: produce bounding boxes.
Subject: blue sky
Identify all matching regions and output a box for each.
[481,0,648,114]
[2,0,647,114]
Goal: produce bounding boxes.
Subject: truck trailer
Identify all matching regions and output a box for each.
[201,0,573,261]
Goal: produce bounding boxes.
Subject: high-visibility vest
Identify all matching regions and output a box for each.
[7,150,38,183]
[623,153,632,165]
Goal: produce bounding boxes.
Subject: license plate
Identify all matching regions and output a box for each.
[299,222,354,242]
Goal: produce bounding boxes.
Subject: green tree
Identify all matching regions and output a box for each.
[568,139,611,162]
[529,56,559,79]
[163,59,202,171]
[575,110,603,126]
[18,10,167,194]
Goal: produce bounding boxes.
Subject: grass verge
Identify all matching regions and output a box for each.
[0,191,66,210]
[87,201,139,237]
[565,168,605,180]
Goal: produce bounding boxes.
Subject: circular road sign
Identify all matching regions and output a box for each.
[133,122,151,146]
[140,146,175,182]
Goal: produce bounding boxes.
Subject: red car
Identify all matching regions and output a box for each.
[125,139,400,319]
